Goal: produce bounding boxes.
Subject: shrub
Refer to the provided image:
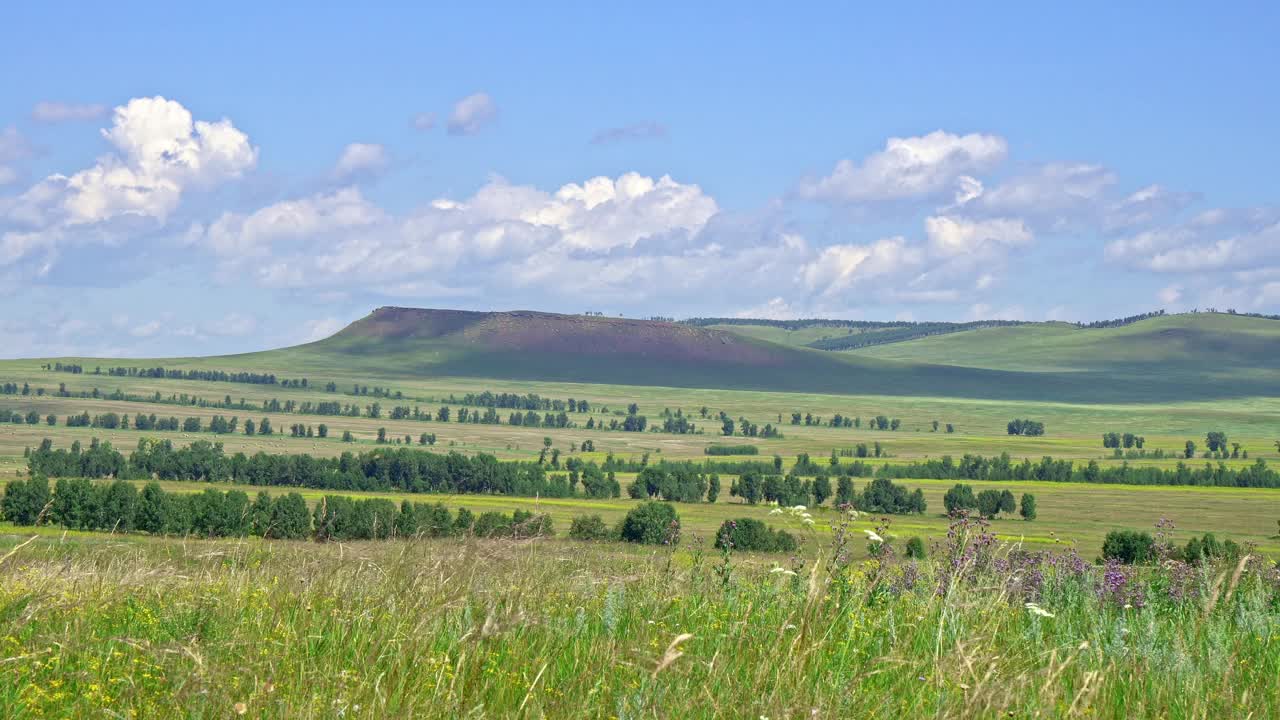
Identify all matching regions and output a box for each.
[905,536,926,559]
[1019,493,1037,521]
[569,514,615,541]
[1102,530,1155,564]
[510,510,553,538]
[713,518,796,553]
[470,510,553,539]
[620,501,680,545]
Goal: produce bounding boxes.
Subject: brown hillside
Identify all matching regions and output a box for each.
[332,307,793,366]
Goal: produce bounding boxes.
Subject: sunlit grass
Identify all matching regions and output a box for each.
[0,525,1277,718]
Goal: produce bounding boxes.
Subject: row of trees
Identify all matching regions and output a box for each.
[28,439,578,498]
[100,366,285,385]
[1102,432,1146,449]
[790,413,903,431]
[873,452,1280,488]
[0,475,552,543]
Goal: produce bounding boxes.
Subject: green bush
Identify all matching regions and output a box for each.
[470,509,553,539]
[713,518,797,553]
[568,514,615,541]
[510,510,554,538]
[1101,530,1155,564]
[619,501,680,545]
[905,536,927,559]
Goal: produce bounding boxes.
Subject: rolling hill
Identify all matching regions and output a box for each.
[851,312,1280,374]
[209,307,1280,403]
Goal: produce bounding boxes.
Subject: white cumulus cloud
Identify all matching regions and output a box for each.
[925,215,1033,257]
[797,130,1007,204]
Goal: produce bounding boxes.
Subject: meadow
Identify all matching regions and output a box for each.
[1,521,1277,718]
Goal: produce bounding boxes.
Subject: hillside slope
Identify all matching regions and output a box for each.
[220,308,1280,402]
[853,312,1280,373]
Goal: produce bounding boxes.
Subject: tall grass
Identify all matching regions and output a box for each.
[0,518,1277,718]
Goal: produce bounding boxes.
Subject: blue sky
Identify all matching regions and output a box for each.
[1,2,1278,357]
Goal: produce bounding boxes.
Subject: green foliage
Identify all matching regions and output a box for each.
[811,475,832,506]
[1006,419,1045,436]
[835,476,855,506]
[1101,530,1155,564]
[853,477,925,514]
[905,536,927,559]
[704,444,758,456]
[2,475,50,525]
[1019,493,1037,521]
[943,483,977,513]
[713,518,796,553]
[619,501,680,545]
[568,514,614,541]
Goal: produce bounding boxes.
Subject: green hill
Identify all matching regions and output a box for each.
[200,307,1277,403]
[852,312,1280,373]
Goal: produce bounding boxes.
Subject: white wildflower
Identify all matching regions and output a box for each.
[1024,602,1055,618]
[864,529,884,543]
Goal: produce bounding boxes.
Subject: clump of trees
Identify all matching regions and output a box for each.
[851,478,926,514]
[628,466,713,503]
[976,489,1017,519]
[1007,419,1045,436]
[728,473,814,507]
[1102,432,1145,449]
[713,518,797,553]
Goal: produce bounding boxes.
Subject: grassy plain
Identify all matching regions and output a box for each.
[3,342,1280,556]
[1,528,1278,718]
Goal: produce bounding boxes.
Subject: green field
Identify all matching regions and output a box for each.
[2,525,1278,718]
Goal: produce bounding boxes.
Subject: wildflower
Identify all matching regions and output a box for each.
[234,702,247,715]
[864,529,884,543]
[1024,602,1055,618]
[770,566,797,577]
[769,508,783,515]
